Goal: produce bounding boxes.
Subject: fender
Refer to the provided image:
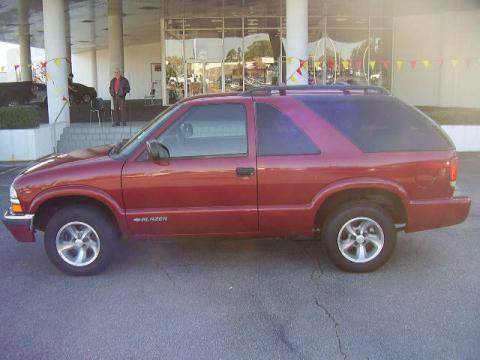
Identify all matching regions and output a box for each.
[258,177,410,237]
[28,185,128,235]
[311,177,410,214]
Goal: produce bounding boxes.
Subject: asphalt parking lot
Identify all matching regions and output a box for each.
[1,154,479,360]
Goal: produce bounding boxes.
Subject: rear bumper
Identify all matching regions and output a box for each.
[406,196,471,232]
[2,210,35,242]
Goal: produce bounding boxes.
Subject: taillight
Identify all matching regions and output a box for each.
[449,157,458,188]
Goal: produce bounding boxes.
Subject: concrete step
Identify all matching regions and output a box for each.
[56,122,147,154]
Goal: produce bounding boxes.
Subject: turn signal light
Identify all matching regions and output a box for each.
[11,203,23,214]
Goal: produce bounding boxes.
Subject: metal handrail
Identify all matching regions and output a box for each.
[241,85,389,97]
[51,100,69,154]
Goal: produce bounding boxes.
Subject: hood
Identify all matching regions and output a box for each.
[20,145,113,176]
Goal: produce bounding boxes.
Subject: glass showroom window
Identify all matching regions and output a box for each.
[166,28,185,102]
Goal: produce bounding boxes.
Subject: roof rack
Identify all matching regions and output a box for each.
[241,85,389,97]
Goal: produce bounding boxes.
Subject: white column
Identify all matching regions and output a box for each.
[18,0,32,81]
[160,17,167,105]
[43,0,70,124]
[286,0,309,85]
[108,0,124,76]
[89,49,98,89]
[65,0,72,74]
[88,0,98,90]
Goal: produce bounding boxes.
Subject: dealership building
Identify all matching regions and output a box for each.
[0,0,479,160]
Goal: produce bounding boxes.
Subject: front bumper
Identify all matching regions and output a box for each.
[2,210,35,242]
[406,196,471,232]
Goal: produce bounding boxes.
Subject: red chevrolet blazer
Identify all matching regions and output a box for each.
[3,85,471,275]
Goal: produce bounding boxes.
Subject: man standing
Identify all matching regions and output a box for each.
[109,68,130,126]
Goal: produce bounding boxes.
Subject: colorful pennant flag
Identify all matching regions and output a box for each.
[382,60,391,70]
[396,60,404,70]
[368,60,376,71]
[342,60,349,70]
[53,58,62,67]
[409,60,417,69]
[422,60,430,69]
[451,59,458,68]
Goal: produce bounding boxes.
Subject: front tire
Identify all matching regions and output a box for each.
[44,205,117,275]
[322,202,397,272]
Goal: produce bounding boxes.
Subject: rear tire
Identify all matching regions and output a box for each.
[322,202,397,272]
[44,205,117,275]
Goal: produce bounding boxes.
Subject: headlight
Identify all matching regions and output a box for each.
[9,184,18,203]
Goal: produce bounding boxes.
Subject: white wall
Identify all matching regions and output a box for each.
[73,42,161,100]
[0,124,54,161]
[393,10,480,108]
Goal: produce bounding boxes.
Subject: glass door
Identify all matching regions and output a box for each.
[187,62,204,96]
[187,61,223,96]
[204,62,222,94]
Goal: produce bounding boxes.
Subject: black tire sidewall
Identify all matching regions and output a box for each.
[322,202,397,273]
[44,206,117,275]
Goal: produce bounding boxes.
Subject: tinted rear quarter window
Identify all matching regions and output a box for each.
[255,102,320,156]
[298,96,454,152]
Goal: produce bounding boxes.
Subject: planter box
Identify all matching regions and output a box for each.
[441,125,480,152]
[0,123,66,161]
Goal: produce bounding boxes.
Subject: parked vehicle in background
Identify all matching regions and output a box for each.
[31,82,97,107]
[0,81,37,106]
[3,85,471,275]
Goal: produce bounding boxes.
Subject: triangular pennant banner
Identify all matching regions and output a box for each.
[342,60,349,70]
[422,60,430,69]
[464,58,472,68]
[299,59,308,69]
[287,57,294,65]
[409,60,417,69]
[382,60,391,70]
[396,60,404,70]
[436,59,444,69]
[451,59,458,69]
[53,58,62,67]
[369,60,376,70]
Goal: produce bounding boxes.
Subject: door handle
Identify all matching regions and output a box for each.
[236,167,255,176]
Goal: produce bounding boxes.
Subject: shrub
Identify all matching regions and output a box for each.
[0,106,40,129]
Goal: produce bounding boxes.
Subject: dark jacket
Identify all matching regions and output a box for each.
[109,76,130,97]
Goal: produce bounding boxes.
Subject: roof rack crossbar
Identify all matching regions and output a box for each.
[241,85,389,96]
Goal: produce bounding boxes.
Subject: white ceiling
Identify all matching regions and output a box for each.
[0,0,478,53]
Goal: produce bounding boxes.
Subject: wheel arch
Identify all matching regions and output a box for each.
[312,179,409,232]
[31,188,127,236]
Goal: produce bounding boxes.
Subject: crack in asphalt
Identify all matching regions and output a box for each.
[253,297,306,360]
[301,242,347,360]
[160,266,176,286]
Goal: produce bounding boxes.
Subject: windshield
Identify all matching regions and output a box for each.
[115,104,181,156]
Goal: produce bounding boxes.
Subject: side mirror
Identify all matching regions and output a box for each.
[146,140,170,161]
